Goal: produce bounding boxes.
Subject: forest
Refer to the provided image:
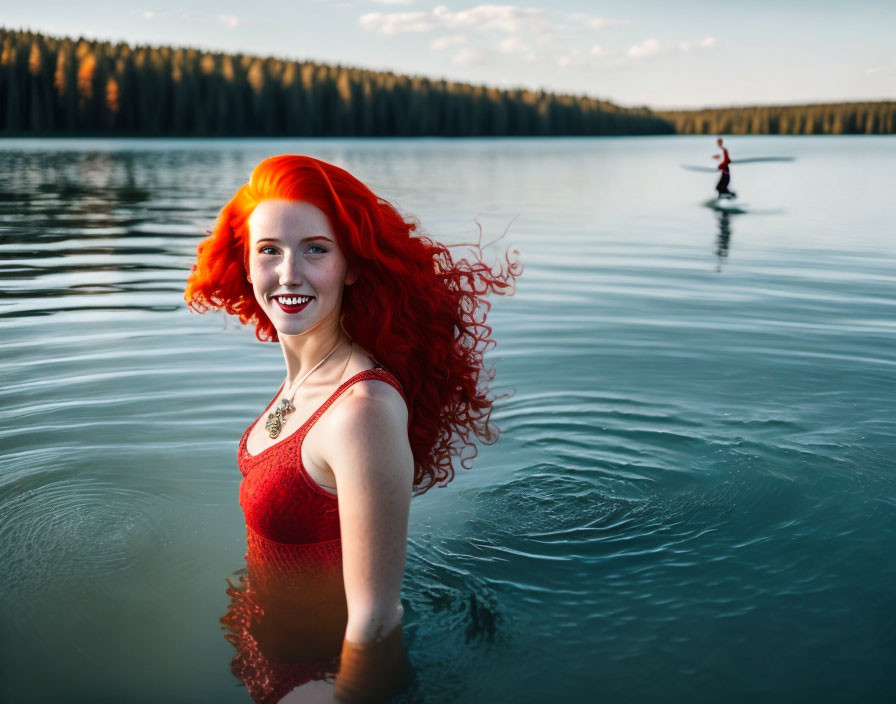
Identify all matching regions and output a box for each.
[1,28,893,137]
[657,102,895,135]
[0,28,670,137]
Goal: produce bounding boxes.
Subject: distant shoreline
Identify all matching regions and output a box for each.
[1,134,893,141]
[657,102,894,135]
[2,27,893,137]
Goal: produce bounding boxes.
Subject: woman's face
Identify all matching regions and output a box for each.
[247,199,356,337]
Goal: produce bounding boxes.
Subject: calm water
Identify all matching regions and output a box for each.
[1,136,894,703]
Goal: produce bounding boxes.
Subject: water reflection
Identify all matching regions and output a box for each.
[220,545,345,702]
[714,210,732,272]
[220,532,417,703]
[0,149,214,319]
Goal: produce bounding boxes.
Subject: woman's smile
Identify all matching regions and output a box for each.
[272,294,314,313]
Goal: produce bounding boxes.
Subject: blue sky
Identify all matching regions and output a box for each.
[3,0,894,108]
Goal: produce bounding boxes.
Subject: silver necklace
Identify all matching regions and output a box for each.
[264,340,349,439]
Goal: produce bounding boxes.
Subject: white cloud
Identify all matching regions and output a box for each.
[361,4,551,36]
[359,11,434,34]
[680,37,718,52]
[362,5,723,73]
[628,38,660,59]
[498,36,528,54]
[432,34,469,50]
[586,17,628,30]
[452,47,489,65]
[566,13,628,30]
[139,9,181,20]
[437,4,549,34]
[628,34,719,63]
[218,14,241,29]
[555,48,590,69]
[362,3,562,68]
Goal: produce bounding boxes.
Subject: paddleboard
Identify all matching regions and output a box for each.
[704,197,748,214]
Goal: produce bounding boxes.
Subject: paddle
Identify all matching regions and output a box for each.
[681,156,795,172]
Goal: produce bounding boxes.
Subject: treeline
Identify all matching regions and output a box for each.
[658,102,896,135]
[0,27,672,137]
[4,28,892,138]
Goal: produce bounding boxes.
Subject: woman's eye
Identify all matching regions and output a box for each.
[258,245,327,255]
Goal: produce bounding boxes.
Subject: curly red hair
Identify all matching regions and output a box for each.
[184,154,522,496]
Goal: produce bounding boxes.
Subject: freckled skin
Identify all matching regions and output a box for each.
[247,199,355,343]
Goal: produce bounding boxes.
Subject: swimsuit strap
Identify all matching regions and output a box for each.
[297,367,407,443]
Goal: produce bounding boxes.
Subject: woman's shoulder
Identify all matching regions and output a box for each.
[314,371,412,478]
[340,346,406,410]
[336,369,408,428]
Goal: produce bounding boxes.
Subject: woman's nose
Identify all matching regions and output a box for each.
[278,253,303,286]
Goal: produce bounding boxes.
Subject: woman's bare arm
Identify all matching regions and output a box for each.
[326,383,414,701]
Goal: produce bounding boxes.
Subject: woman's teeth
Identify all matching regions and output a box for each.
[276,296,312,305]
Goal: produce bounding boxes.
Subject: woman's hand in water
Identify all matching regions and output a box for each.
[279,677,337,704]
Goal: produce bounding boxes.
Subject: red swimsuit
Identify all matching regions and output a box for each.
[220,366,408,704]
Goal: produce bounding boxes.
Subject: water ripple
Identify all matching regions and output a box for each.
[0,475,178,597]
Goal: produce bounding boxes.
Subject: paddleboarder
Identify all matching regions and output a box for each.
[713,138,737,199]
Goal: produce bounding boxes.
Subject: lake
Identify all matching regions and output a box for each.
[0,136,894,703]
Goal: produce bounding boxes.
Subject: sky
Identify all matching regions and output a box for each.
[2,0,894,109]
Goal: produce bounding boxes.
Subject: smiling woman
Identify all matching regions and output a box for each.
[183,154,522,703]
[246,200,356,342]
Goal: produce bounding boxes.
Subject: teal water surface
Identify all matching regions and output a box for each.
[0,136,894,703]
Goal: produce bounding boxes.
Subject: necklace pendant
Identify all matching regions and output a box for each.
[276,398,295,415]
[264,397,295,439]
[265,412,282,438]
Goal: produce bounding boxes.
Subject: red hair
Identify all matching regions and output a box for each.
[184,154,522,496]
